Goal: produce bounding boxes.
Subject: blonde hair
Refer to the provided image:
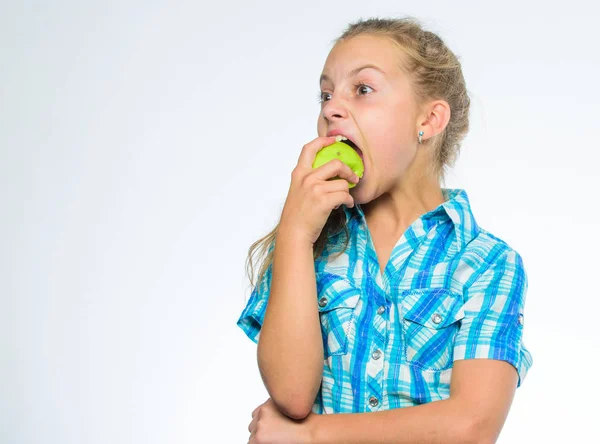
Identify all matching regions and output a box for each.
[245,16,471,291]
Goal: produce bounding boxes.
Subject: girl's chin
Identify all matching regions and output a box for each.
[350,180,366,200]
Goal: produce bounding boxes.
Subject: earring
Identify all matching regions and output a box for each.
[418,131,424,144]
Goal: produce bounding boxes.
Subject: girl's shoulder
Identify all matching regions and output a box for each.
[463,226,526,271]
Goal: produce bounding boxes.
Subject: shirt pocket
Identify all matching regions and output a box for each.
[400,288,465,371]
[316,272,361,358]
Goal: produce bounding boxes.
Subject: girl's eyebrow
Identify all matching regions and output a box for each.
[320,64,386,85]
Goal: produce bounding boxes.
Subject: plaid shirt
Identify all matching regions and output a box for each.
[237,188,533,414]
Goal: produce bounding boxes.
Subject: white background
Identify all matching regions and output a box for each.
[2,1,598,443]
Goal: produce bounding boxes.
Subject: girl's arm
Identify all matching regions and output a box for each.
[256,230,324,420]
[306,359,518,444]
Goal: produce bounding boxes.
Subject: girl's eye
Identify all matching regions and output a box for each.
[317,83,373,104]
[317,91,331,104]
[355,82,374,95]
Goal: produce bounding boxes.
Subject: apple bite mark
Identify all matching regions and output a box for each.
[312,140,365,188]
[335,135,364,163]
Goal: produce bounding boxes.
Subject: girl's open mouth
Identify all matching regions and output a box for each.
[342,138,364,162]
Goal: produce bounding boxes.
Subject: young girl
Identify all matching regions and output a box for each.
[238,17,532,444]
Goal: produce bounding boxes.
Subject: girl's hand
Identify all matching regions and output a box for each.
[279,136,360,245]
[247,398,313,444]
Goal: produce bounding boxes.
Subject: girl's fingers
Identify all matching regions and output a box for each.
[248,415,257,433]
[297,136,338,170]
[316,178,357,194]
[250,399,268,419]
[328,190,355,209]
[310,158,359,185]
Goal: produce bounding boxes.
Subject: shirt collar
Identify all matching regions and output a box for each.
[346,188,479,252]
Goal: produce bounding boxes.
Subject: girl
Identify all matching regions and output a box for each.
[238,16,532,444]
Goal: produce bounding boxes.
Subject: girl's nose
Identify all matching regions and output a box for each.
[323,97,349,122]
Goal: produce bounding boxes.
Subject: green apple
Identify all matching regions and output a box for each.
[312,141,364,188]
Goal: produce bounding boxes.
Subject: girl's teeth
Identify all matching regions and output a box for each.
[335,135,348,142]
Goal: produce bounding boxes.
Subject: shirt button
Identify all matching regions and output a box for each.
[318,297,328,307]
[369,396,379,407]
[431,313,442,324]
[371,349,382,360]
[518,314,524,326]
[377,305,386,315]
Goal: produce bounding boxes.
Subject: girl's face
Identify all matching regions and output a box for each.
[316,34,425,203]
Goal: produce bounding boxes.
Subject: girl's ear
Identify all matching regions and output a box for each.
[417,100,451,142]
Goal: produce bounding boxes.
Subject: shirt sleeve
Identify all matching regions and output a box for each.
[453,248,533,387]
[236,242,275,344]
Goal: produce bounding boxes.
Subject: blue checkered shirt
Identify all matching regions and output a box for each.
[237,188,533,414]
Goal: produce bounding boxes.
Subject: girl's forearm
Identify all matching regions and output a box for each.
[306,398,486,444]
[257,230,324,420]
